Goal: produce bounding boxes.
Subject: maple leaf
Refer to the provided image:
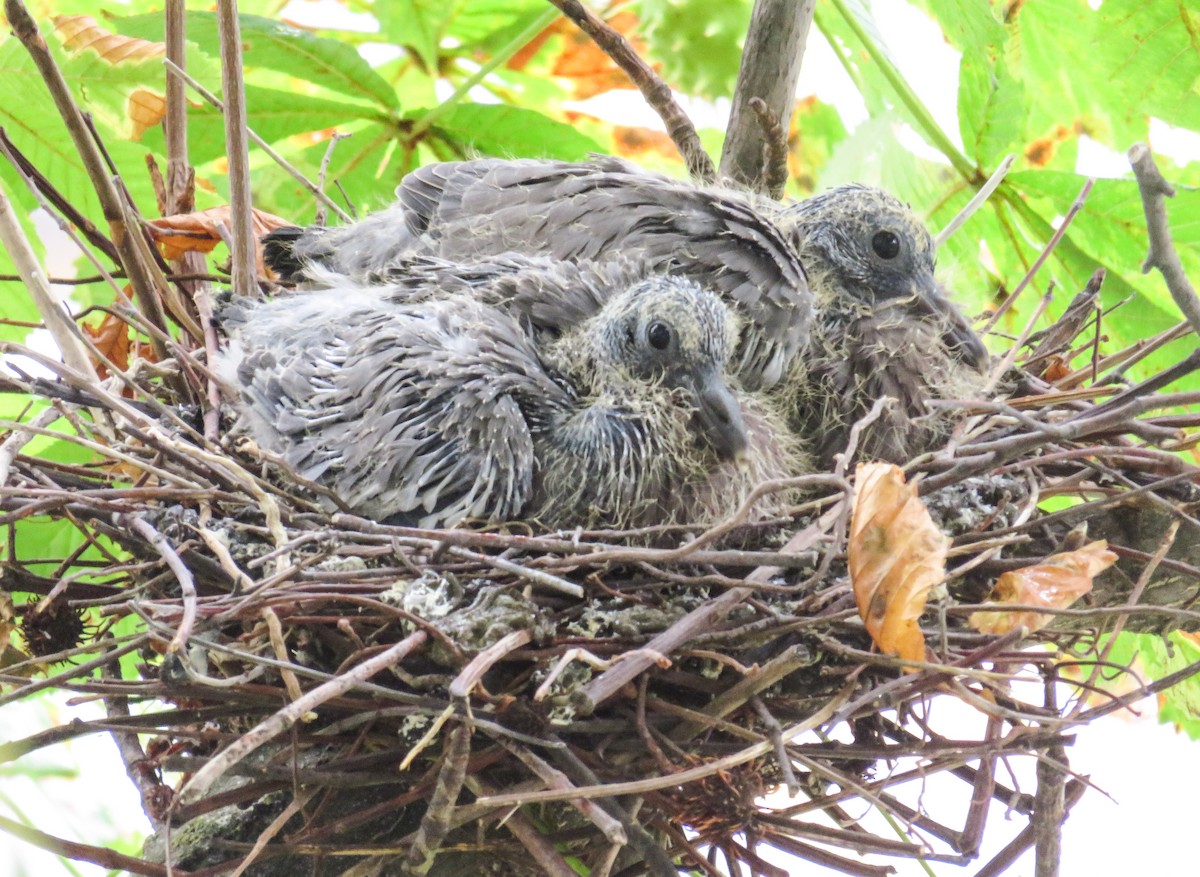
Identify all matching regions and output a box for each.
[146,207,293,274]
[849,463,950,663]
[969,541,1117,635]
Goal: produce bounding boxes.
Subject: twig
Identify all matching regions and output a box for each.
[546,0,714,182]
[405,719,472,875]
[979,176,1094,336]
[935,153,1016,247]
[4,0,171,352]
[720,0,815,192]
[163,59,352,224]
[446,545,583,598]
[314,132,351,226]
[0,406,61,487]
[0,182,99,381]
[165,0,221,441]
[0,814,172,877]
[0,128,120,264]
[748,97,789,198]
[1128,143,1200,338]
[750,697,801,796]
[176,630,428,804]
[126,516,197,657]
[216,1,257,299]
[471,683,851,808]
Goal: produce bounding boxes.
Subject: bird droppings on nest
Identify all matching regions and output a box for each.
[923,472,1032,536]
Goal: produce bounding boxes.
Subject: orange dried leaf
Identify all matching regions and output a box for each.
[147,207,293,273]
[128,88,167,141]
[55,15,166,62]
[969,541,1117,635]
[849,463,950,663]
[54,16,167,137]
[83,311,133,376]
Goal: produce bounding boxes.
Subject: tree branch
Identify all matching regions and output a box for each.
[720,0,816,193]
[216,1,257,299]
[546,0,714,182]
[3,0,171,359]
[1128,143,1200,339]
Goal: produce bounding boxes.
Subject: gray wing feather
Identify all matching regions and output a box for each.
[216,288,570,528]
[396,158,811,388]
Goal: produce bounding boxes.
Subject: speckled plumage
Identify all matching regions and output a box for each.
[262,158,987,465]
[264,156,812,391]
[217,271,796,530]
[775,184,989,464]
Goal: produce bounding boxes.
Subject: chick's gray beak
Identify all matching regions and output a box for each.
[913,281,989,371]
[692,372,749,462]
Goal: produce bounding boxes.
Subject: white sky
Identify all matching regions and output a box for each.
[4,2,1198,876]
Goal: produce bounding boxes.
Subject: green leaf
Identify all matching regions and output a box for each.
[376,0,462,72]
[1091,0,1200,136]
[915,0,1003,56]
[250,121,403,221]
[1004,0,1147,150]
[1103,632,1200,741]
[638,0,752,100]
[445,0,550,49]
[427,103,603,160]
[116,11,401,112]
[958,52,1026,168]
[140,85,385,166]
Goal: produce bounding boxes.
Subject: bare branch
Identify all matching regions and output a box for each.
[0,183,99,381]
[720,0,816,193]
[216,1,257,299]
[3,0,171,355]
[546,0,715,182]
[1128,143,1200,339]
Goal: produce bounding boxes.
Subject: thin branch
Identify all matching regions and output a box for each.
[720,0,816,193]
[162,59,352,224]
[546,0,714,182]
[216,1,257,299]
[1128,143,1200,338]
[0,182,99,381]
[176,630,428,805]
[3,0,171,352]
[935,153,1016,248]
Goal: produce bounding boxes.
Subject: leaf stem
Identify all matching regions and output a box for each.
[408,7,560,139]
[826,0,976,182]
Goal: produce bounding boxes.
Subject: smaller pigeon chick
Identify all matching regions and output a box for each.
[775,184,989,465]
[217,272,791,531]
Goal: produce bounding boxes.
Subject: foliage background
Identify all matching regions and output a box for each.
[1,0,1198,874]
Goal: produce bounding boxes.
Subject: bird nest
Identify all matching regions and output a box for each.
[2,225,1200,877]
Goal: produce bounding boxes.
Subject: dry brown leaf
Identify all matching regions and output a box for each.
[969,541,1117,635]
[147,206,293,274]
[83,309,133,377]
[82,290,159,387]
[849,463,950,663]
[54,16,167,139]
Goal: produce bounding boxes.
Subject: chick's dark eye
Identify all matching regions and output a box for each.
[872,230,901,260]
[647,321,672,350]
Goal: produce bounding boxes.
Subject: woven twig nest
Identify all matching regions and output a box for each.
[3,261,1198,877]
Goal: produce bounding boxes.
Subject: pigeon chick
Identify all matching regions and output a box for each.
[774,184,989,464]
[216,272,794,531]
[263,156,812,391]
